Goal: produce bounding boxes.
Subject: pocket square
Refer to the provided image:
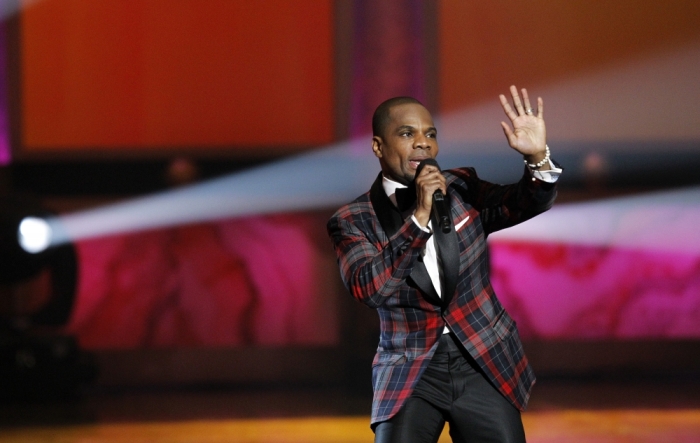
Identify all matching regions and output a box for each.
[455,216,470,231]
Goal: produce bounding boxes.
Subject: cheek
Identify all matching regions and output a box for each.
[386,152,403,167]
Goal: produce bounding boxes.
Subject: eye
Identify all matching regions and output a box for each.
[427,132,437,138]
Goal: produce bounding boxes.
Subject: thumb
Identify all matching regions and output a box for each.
[500,121,516,147]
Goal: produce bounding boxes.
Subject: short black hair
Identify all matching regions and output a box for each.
[372,96,424,138]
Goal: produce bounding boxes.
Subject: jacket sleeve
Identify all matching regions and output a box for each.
[327,211,431,308]
[452,165,558,235]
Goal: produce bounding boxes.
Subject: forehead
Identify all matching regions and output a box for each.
[387,103,434,128]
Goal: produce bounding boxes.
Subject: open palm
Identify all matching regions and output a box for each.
[499,85,547,159]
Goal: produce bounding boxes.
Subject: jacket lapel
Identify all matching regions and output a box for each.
[369,174,441,305]
[432,197,460,308]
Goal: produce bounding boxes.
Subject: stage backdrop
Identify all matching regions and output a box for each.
[6,0,699,348]
[18,0,334,152]
[68,213,341,349]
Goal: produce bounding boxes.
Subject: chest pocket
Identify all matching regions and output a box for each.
[491,310,515,341]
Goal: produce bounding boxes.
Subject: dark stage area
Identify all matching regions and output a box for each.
[1,375,700,442]
[2,376,700,426]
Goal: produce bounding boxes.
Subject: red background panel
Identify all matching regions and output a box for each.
[20,0,334,150]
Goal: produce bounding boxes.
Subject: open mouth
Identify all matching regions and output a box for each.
[409,157,429,170]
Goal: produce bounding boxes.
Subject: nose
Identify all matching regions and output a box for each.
[414,133,431,149]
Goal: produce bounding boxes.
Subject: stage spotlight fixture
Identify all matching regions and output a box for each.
[18,216,52,254]
[1,194,96,400]
[0,194,76,323]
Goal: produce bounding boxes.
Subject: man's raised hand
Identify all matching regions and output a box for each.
[499,85,549,168]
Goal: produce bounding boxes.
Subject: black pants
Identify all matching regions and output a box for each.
[374,333,526,443]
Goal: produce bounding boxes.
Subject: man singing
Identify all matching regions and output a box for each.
[327,86,562,442]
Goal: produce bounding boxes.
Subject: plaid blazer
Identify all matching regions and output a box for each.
[327,166,558,426]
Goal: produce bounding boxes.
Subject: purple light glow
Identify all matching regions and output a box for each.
[0,21,10,165]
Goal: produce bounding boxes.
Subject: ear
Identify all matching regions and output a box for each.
[372,136,383,158]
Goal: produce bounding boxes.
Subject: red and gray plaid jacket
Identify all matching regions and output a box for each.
[327,166,558,426]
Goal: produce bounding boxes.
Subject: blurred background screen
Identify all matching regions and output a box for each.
[19,0,334,152]
[1,0,699,363]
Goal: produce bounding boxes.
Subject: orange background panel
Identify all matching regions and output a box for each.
[438,0,700,112]
[21,0,334,151]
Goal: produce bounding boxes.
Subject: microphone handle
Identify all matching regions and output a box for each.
[432,190,452,233]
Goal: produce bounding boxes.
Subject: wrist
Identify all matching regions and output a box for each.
[413,208,430,227]
[524,145,550,169]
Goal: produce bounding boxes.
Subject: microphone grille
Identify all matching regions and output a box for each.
[416,158,440,175]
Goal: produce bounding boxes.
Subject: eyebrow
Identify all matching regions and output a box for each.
[395,125,437,133]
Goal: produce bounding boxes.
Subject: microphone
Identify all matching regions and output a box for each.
[417,158,452,233]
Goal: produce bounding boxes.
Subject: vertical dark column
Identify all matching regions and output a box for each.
[335,0,438,140]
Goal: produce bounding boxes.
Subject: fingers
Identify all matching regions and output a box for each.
[416,165,446,192]
[537,96,544,118]
[415,166,446,210]
[416,163,439,180]
[511,85,526,115]
[499,94,518,121]
[521,88,533,115]
[500,85,538,119]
